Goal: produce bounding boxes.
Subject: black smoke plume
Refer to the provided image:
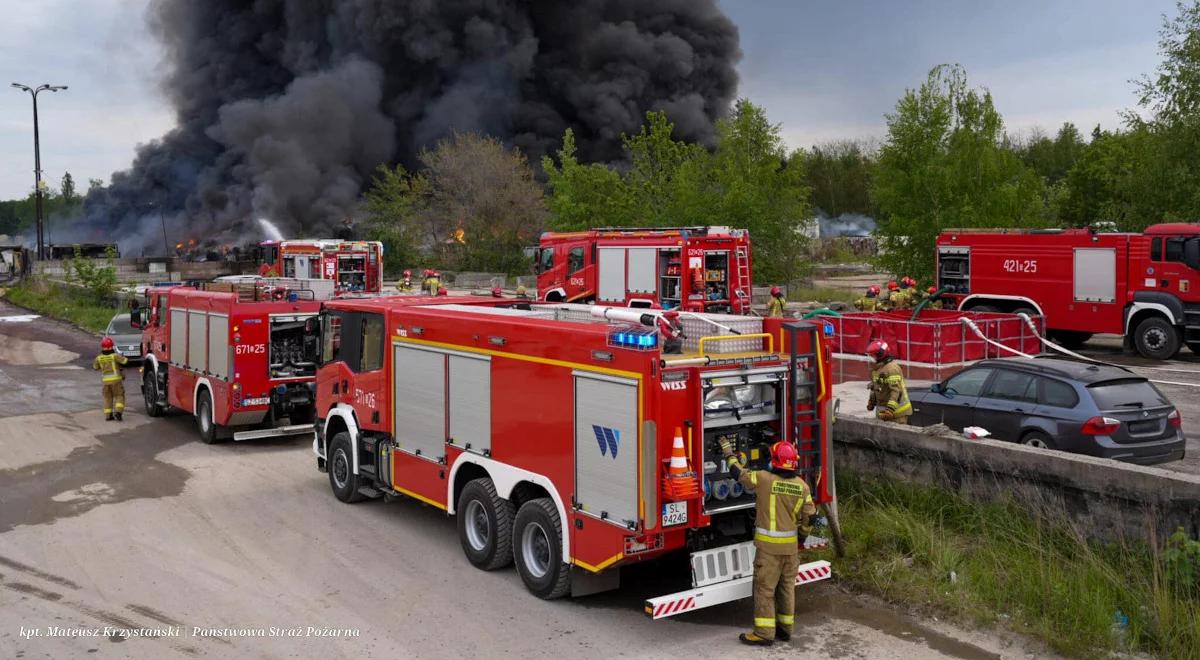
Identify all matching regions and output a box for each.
[80,0,741,253]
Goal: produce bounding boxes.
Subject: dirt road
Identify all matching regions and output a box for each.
[0,299,1049,659]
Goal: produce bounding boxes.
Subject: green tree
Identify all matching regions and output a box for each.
[364,132,547,274]
[1014,123,1086,185]
[871,65,1047,279]
[542,129,632,231]
[804,140,877,218]
[66,245,118,303]
[60,172,77,206]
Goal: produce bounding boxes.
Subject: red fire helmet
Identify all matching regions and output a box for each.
[770,285,782,297]
[769,441,799,471]
[100,336,114,350]
[866,339,890,361]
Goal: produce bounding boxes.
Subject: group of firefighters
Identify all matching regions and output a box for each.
[854,276,942,312]
[89,274,910,648]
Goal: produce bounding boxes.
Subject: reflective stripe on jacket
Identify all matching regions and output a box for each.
[735,469,816,555]
[869,359,912,416]
[92,351,127,383]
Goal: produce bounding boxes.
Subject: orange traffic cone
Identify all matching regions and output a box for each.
[662,427,700,501]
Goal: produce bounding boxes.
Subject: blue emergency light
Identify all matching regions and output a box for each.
[607,325,659,351]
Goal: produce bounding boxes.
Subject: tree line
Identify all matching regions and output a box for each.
[0,173,100,241]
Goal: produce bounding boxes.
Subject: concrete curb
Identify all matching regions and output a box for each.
[834,415,1200,542]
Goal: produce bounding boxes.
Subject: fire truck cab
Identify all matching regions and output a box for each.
[312,297,834,611]
[138,278,334,443]
[535,227,753,314]
[257,239,385,294]
[937,224,1200,359]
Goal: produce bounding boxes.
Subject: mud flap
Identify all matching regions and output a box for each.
[643,541,831,620]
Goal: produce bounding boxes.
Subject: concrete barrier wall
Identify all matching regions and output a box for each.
[833,416,1200,543]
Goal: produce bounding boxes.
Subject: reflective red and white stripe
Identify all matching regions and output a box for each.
[652,596,696,618]
[795,562,832,585]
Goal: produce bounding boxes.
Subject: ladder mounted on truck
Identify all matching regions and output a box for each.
[785,321,824,488]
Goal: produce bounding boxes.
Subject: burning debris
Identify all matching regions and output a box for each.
[78,1,742,255]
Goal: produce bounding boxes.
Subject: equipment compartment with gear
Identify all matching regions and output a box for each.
[698,367,787,514]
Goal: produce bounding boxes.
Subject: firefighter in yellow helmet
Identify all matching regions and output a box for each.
[93,337,129,421]
[720,438,816,646]
[866,340,912,424]
[766,286,786,318]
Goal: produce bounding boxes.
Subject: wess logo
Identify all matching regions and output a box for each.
[660,380,687,391]
[592,425,621,459]
[235,344,266,355]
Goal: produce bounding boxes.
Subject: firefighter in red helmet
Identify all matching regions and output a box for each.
[719,438,816,646]
[766,285,786,318]
[854,285,881,312]
[657,309,686,354]
[490,286,503,298]
[400,269,414,293]
[93,337,129,421]
[866,340,912,424]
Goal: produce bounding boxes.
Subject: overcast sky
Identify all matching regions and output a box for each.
[0,0,1180,200]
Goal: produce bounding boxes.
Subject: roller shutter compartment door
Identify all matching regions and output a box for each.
[187,311,206,371]
[1073,248,1116,303]
[626,248,657,294]
[598,248,627,302]
[448,354,491,455]
[574,373,639,528]
[392,344,446,460]
[207,314,229,379]
[170,309,187,367]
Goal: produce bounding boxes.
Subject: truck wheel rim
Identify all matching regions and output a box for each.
[522,522,551,579]
[332,449,349,489]
[464,500,490,551]
[200,402,211,432]
[1025,437,1048,448]
[1145,328,1166,350]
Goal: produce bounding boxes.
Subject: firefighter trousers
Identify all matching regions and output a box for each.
[102,381,125,416]
[752,552,800,639]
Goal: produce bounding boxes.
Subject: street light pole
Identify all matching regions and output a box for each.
[11,82,68,260]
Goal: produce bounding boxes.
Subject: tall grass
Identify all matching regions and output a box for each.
[4,278,119,333]
[832,473,1200,658]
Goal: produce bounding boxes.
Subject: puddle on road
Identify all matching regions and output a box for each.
[0,424,192,533]
[0,335,79,366]
[803,594,1002,660]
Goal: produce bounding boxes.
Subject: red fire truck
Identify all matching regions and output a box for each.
[138,278,334,443]
[535,227,753,314]
[936,224,1200,360]
[311,297,834,612]
[257,239,385,294]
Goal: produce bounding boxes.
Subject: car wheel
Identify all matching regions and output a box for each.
[1133,316,1180,360]
[328,432,365,503]
[1021,431,1056,450]
[513,498,571,599]
[457,478,515,571]
[196,389,220,444]
[143,369,163,417]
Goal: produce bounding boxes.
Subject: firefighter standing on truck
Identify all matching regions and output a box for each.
[866,339,912,424]
[719,439,815,647]
[93,337,128,421]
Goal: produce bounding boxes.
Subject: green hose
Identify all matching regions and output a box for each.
[911,286,955,321]
[802,307,842,319]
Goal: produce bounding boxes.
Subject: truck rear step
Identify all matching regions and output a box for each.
[232,423,313,442]
[644,541,832,620]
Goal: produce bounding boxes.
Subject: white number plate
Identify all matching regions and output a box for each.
[241,397,270,406]
[662,502,687,527]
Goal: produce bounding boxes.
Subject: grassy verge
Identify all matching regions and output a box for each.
[830,472,1200,658]
[790,285,858,304]
[3,278,119,333]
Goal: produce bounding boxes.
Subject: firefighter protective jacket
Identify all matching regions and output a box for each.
[92,350,128,383]
[766,296,786,318]
[731,466,816,556]
[868,359,912,417]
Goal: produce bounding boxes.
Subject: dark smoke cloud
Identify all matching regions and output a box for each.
[79,0,741,253]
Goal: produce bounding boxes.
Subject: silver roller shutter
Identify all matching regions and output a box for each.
[626,248,657,294]
[449,354,491,454]
[169,309,187,367]
[598,247,626,302]
[207,314,229,379]
[187,310,206,371]
[574,372,639,528]
[393,344,446,460]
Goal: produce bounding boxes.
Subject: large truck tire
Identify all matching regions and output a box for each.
[1133,316,1181,360]
[969,304,999,313]
[195,389,221,444]
[457,478,515,571]
[328,432,366,503]
[512,498,571,599]
[143,369,163,417]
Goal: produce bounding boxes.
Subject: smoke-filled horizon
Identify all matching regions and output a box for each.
[76,0,741,254]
